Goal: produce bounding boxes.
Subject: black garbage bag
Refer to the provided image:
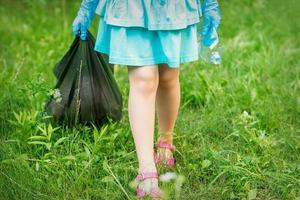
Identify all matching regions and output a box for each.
[45,31,123,127]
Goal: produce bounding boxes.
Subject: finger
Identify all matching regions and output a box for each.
[201,17,211,36]
[211,12,221,28]
[80,24,87,40]
[72,24,80,36]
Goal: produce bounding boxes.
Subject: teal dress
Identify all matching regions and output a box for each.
[94,0,202,68]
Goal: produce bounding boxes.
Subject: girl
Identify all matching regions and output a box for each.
[72,0,221,199]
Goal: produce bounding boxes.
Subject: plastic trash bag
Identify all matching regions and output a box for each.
[45,30,123,127]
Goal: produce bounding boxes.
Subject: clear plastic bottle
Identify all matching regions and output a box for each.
[197,19,222,65]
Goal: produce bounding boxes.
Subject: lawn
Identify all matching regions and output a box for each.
[0,0,299,199]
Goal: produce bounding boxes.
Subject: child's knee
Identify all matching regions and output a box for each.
[129,67,159,95]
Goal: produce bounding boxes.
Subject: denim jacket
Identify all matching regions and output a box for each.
[95,0,202,30]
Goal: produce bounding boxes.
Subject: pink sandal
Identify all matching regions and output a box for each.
[154,140,176,168]
[134,171,165,199]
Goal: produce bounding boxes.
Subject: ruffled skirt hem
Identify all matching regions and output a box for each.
[94,17,200,68]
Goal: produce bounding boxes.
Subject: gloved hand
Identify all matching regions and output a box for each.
[197,0,221,64]
[201,0,221,48]
[72,0,99,40]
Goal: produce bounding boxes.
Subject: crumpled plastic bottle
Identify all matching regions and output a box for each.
[197,27,222,65]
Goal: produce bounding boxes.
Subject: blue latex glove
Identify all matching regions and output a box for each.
[72,0,99,40]
[201,0,221,48]
[198,0,221,64]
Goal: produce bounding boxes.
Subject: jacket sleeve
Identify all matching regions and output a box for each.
[95,0,107,17]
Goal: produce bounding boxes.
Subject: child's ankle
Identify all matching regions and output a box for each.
[158,131,173,143]
[138,163,157,174]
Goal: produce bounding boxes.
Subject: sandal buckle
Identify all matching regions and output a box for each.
[155,141,175,151]
[136,172,159,181]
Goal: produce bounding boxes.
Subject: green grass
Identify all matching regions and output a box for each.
[0,0,299,199]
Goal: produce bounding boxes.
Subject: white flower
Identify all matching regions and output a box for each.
[53,88,62,103]
[242,110,249,117]
[159,172,177,182]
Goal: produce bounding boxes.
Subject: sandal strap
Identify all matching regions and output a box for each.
[136,188,145,197]
[136,172,159,181]
[158,131,174,137]
[136,183,165,198]
[166,157,176,166]
[155,141,175,151]
[150,187,165,198]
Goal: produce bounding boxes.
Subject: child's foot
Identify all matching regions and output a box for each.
[154,131,176,168]
[131,165,165,199]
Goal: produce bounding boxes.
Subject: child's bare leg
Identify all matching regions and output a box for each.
[155,63,180,142]
[153,63,180,164]
[127,65,159,173]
